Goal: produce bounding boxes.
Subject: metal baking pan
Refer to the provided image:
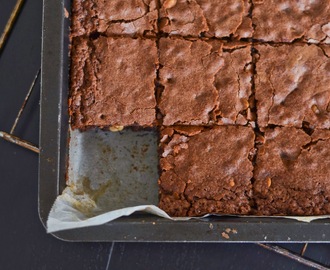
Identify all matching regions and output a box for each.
[39,0,330,242]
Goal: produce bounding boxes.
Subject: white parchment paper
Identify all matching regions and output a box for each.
[47,129,330,233]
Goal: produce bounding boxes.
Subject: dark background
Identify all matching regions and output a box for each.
[0,1,329,269]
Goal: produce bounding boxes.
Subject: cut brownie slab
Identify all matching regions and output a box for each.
[159,38,253,126]
[253,0,330,43]
[70,37,158,129]
[158,126,255,216]
[255,44,330,129]
[254,127,330,215]
[159,0,252,38]
[71,0,158,37]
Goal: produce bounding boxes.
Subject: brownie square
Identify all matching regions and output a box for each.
[254,127,330,215]
[158,126,255,216]
[255,44,330,129]
[71,0,158,37]
[159,0,252,38]
[253,0,330,43]
[70,37,158,129]
[159,38,253,126]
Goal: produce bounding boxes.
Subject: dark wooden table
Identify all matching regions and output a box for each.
[0,1,329,269]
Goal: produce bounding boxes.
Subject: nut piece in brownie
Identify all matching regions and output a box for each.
[158,126,255,216]
[70,37,158,129]
[71,0,158,37]
[253,0,330,43]
[159,0,252,38]
[255,44,330,129]
[254,127,330,215]
[158,38,253,126]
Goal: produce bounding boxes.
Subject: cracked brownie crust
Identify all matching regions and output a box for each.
[158,38,222,126]
[253,0,330,43]
[255,44,330,129]
[71,0,158,37]
[159,38,253,126]
[69,1,330,218]
[70,37,157,128]
[158,126,255,216]
[254,127,330,215]
[159,0,252,38]
[215,44,254,125]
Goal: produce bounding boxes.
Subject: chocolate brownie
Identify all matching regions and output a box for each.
[158,38,253,126]
[71,0,158,37]
[158,126,255,216]
[159,0,252,38]
[254,127,330,215]
[70,37,158,129]
[253,0,330,43]
[214,43,254,126]
[255,44,330,129]
[68,0,330,219]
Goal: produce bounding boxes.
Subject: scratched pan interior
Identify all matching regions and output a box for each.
[39,0,330,242]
